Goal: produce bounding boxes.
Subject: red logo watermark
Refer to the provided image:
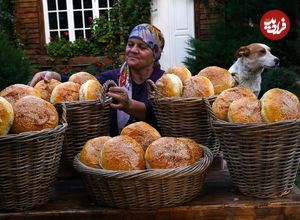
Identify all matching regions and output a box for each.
[260,10,290,40]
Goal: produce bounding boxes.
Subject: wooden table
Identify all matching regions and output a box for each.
[0,166,300,220]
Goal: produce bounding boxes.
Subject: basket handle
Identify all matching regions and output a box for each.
[146,79,165,100]
[146,79,156,99]
[202,97,217,131]
[101,80,117,104]
[60,103,67,125]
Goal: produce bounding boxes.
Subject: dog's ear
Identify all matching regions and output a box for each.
[234,46,250,59]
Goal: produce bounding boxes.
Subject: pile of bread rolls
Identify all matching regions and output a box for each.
[79,121,203,171]
[48,71,103,103]
[212,87,300,123]
[0,84,58,134]
[0,71,103,135]
[155,65,233,98]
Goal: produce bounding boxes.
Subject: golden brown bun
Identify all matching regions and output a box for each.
[69,72,96,85]
[80,136,112,168]
[298,102,300,118]
[12,96,59,133]
[145,137,196,169]
[228,97,263,123]
[0,97,14,135]
[164,65,192,83]
[212,87,257,121]
[120,121,161,151]
[177,137,203,160]
[197,66,233,95]
[50,82,80,103]
[0,84,41,106]
[79,80,103,101]
[100,135,145,171]
[155,73,183,97]
[261,88,299,122]
[34,79,61,102]
[182,76,214,98]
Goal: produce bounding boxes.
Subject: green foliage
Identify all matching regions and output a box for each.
[45,38,73,62]
[184,0,300,96]
[261,67,300,98]
[44,0,151,62]
[0,0,22,47]
[50,59,122,77]
[0,32,36,91]
[72,37,95,56]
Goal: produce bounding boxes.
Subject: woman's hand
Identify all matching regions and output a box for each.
[29,71,61,87]
[108,86,146,120]
[108,87,131,111]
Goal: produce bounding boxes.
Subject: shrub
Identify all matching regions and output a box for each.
[0,32,36,91]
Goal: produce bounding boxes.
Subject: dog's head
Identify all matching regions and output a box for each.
[234,43,280,69]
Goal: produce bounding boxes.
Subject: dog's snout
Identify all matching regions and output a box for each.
[274,58,280,66]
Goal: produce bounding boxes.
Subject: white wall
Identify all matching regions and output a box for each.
[151,0,195,70]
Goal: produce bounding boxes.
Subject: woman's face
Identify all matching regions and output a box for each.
[125,38,154,69]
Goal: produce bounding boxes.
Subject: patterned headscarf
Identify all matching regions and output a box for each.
[117,24,165,133]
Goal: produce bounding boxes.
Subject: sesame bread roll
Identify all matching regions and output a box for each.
[12,96,58,133]
[0,84,41,106]
[155,73,183,97]
[34,79,61,102]
[198,66,233,95]
[69,72,96,85]
[79,79,103,101]
[100,135,145,171]
[228,97,263,123]
[50,82,80,103]
[120,121,161,151]
[261,88,299,122]
[212,87,257,121]
[164,65,192,83]
[182,76,214,98]
[145,137,196,169]
[0,97,14,135]
[80,136,112,168]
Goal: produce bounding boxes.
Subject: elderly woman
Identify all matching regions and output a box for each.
[30,24,165,136]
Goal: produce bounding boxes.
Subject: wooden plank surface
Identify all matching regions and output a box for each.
[0,167,299,220]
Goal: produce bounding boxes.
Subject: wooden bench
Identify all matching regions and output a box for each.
[0,165,299,220]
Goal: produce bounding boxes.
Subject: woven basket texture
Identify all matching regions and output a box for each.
[0,104,67,211]
[73,145,213,209]
[204,98,300,198]
[53,80,114,163]
[146,79,219,157]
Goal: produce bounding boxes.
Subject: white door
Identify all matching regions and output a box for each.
[151,0,195,70]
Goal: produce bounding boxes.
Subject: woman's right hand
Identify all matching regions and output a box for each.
[29,71,62,87]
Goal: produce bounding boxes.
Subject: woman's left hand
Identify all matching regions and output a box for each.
[107,86,132,111]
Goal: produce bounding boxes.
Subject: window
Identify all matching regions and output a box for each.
[42,0,115,43]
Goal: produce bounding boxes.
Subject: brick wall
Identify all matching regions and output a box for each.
[15,0,45,66]
[194,0,223,41]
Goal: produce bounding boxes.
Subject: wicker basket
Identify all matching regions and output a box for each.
[0,104,67,211]
[203,98,300,198]
[73,145,213,209]
[146,79,219,156]
[53,80,115,163]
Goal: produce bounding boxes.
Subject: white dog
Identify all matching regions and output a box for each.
[228,43,280,96]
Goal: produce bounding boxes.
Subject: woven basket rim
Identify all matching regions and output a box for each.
[0,104,68,141]
[73,144,213,179]
[146,79,217,102]
[203,97,300,128]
